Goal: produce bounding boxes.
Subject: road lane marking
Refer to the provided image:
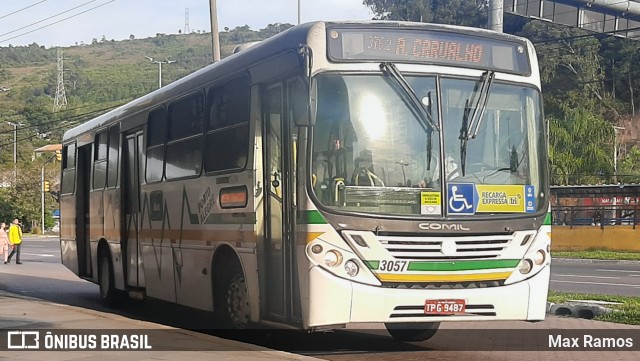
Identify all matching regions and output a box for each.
[555,274,618,279]
[551,280,640,288]
[21,253,55,257]
[595,269,640,273]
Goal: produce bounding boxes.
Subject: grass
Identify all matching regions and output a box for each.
[553,249,640,261]
[548,291,640,325]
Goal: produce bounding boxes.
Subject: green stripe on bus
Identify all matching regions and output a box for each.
[365,260,380,270]
[407,259,520,272]
[544,212,552,226]
[299,210,327,224]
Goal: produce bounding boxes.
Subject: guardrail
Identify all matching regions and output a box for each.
[552,206,637,229]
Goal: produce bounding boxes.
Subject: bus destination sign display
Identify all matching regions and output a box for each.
[327,27,530,75]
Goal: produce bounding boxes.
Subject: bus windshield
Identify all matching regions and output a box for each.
[311,73,546,217]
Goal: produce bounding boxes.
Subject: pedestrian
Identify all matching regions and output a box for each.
[7,219,23,264]
[0,222,10,264]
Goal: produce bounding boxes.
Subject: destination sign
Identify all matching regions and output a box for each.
[327,27,530,75]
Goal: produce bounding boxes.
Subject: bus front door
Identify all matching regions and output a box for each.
[262,83,298,323]
[123,131,145,288]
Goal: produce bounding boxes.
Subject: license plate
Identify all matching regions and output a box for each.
[424,299,466,315]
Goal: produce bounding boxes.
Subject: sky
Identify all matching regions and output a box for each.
[0,0,375,48]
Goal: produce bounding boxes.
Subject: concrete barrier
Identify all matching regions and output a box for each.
[551,225,640,251]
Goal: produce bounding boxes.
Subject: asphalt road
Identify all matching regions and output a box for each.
[550,258,640,297]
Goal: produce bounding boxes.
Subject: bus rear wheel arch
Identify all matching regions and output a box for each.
[212,247,249,329]
[385,322,440,342]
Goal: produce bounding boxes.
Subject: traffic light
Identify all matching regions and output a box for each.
[43,181,50,192]
[55,150,62,161]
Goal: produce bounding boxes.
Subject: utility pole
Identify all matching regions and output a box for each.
[613,125,625,182]
[41,154,56,232]
[6,121,18,183]
[488,0,503,33]
[184,8,190,34]
[53,49,68,111]
[209,0,221,62]
[298,0,301,25]
[144,56,175,89]
[612,125,625,222]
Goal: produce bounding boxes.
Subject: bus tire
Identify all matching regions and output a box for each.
[216,269,250,329]
[385,322,440,342]
[98,251,118,306]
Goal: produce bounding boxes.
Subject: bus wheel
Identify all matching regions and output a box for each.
[98,251,117,306]
[219,272,250,329]
[385,322,440,342]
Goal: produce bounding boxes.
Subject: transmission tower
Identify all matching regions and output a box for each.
[184,8,190,34]
[53,49,67,112]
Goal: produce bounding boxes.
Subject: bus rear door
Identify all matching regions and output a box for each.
[123,130,146,288]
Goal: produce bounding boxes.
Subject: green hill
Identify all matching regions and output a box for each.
[0,24,293,164]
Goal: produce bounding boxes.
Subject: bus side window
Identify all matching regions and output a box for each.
[61,143,77,195]
[165,93,205,180]
[107,124,119,188]
[146,108,166,183]
[92,130,108,190]
[204,76,250,173]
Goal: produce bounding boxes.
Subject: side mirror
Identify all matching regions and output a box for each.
[292,78,311,126]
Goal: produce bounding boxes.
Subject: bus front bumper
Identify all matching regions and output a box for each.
[307,265,550,328]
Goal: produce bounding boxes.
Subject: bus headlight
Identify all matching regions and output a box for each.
[344,260,359,277]
[518,259,533,274]
[533,250,546,265]
[324,250,343,267]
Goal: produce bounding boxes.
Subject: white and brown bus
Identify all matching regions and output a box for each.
[60,20,550,341]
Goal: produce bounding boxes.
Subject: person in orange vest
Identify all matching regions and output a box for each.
[7,219,23,264]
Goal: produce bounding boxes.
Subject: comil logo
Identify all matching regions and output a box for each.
[418,222,470,231]
[7,331,40,349]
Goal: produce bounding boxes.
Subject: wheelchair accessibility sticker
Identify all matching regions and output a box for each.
[448,184,536,214]
[447,183,475,215]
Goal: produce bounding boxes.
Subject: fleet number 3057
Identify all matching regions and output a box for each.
[379,260,407,272]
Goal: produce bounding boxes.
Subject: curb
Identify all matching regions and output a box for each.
[551,257,640,265]
[546,301,614,319]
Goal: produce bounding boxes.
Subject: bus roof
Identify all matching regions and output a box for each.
[62,20,532,143]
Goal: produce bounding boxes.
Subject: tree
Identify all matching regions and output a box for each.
[600,38,640,116]
[549,108,614,185]
[363,0,434,22]
[619,146,640,183]
[362,0,486,27]
[518,21,612,117]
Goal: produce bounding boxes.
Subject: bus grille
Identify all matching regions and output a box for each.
[382,281,504,289]
[378,234,512,260]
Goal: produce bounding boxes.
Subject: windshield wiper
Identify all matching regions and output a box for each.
[380,62,439,133]
[459,71,495,176]
[380,62,439,173]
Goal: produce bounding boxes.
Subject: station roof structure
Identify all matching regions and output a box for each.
[552,184,640,197]
[505,0,640,40]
